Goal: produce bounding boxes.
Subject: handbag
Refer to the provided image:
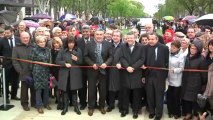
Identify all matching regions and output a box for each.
[49,74,58,88]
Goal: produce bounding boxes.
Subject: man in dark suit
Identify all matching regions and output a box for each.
[119,32,145,119]
[0,26,20,103]
[84,29,113,116]
[76,25,93,110]
[145,33,169,120]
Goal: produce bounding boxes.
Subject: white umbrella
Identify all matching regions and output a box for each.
[195,14,213,26]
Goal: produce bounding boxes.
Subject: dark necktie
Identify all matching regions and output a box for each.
[9,38,13,48]
[96,43,105,75]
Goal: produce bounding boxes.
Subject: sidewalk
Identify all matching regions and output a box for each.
[0,89,181,120]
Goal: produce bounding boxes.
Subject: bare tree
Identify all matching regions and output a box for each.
[35,0,50,13]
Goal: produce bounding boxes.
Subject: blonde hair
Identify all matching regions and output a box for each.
[35,35,47,43]
[52,37,63,48]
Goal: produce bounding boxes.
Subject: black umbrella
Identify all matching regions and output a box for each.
[0,10,17,26]
[23,17,38,22]
[195,14,213,27]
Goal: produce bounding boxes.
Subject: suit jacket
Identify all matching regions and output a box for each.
[120,42,145,89]
[0,36,20,69]
[76,37,94,65]
[84,39,113,75]
[145,42,169,89]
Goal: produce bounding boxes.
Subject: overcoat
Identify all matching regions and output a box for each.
[120,42,145,89]
[56,47,83,91]
[108,43,122,91]
[12,43,33,81]
[29,45,51,90]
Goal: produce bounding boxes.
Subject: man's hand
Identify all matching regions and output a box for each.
[65,63,72,68]
[199,112,207,120]
[100,63,107,69]
[116,63,122,69]
[127,66,134,73]
[93,64,98,70]
[142,65,147,69]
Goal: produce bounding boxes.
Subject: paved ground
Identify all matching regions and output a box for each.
[0,92,181,120]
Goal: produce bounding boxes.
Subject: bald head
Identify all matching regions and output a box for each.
[20,32,30,45]
[145,23,154,34]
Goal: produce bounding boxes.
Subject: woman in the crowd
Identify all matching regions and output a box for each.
[203,40,213,117]
[180,37,190,57]
[56,36,82,115]
[50,37,63,109]
[167,40,185,119]
[29,36,52,114]
[139,33,149,46]
[181,38,207,120]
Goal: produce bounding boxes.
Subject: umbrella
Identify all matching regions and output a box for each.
[0,10,17,26]
[24,20,40,28]
[59,14,77,21]
[23,17,38,22]
[195,14,213,27]
[163,16,174,21]
[31,13,52,19]
[182,15,197,21]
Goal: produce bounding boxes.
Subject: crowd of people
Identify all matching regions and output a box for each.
[0,18,213,120]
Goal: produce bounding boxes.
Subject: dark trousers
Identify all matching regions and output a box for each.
[166,85,181,116]
[21,81,35,107]
[108,91,122,108]
[182,99,200,116]
[88,72,106,109]
[36,88,49,108]
[78,69,87,106]
[122,87,141,113]
[5,67,19,98]
[146,78,165,117]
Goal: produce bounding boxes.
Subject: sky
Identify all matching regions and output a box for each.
[135,0,165,16]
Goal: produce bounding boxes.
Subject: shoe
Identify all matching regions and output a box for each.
[149,114,155,119]
[88,109,94,116]
[99,107,106,114]
[174,115,180,119]
[23,106,30,111]
[44,105,52,110]
[80,104,87,110]
[74,105,81,115]
[61,107,68,115]
[11,96,20,100]
[154,116,161,120]
[57,103,63,110]
[168,114,174,118]
[133,113,138,119]
[120,110,128,117]
[37,108,44,114]
[106,106,114,112]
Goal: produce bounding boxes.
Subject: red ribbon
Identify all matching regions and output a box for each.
[0,56,209,73]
